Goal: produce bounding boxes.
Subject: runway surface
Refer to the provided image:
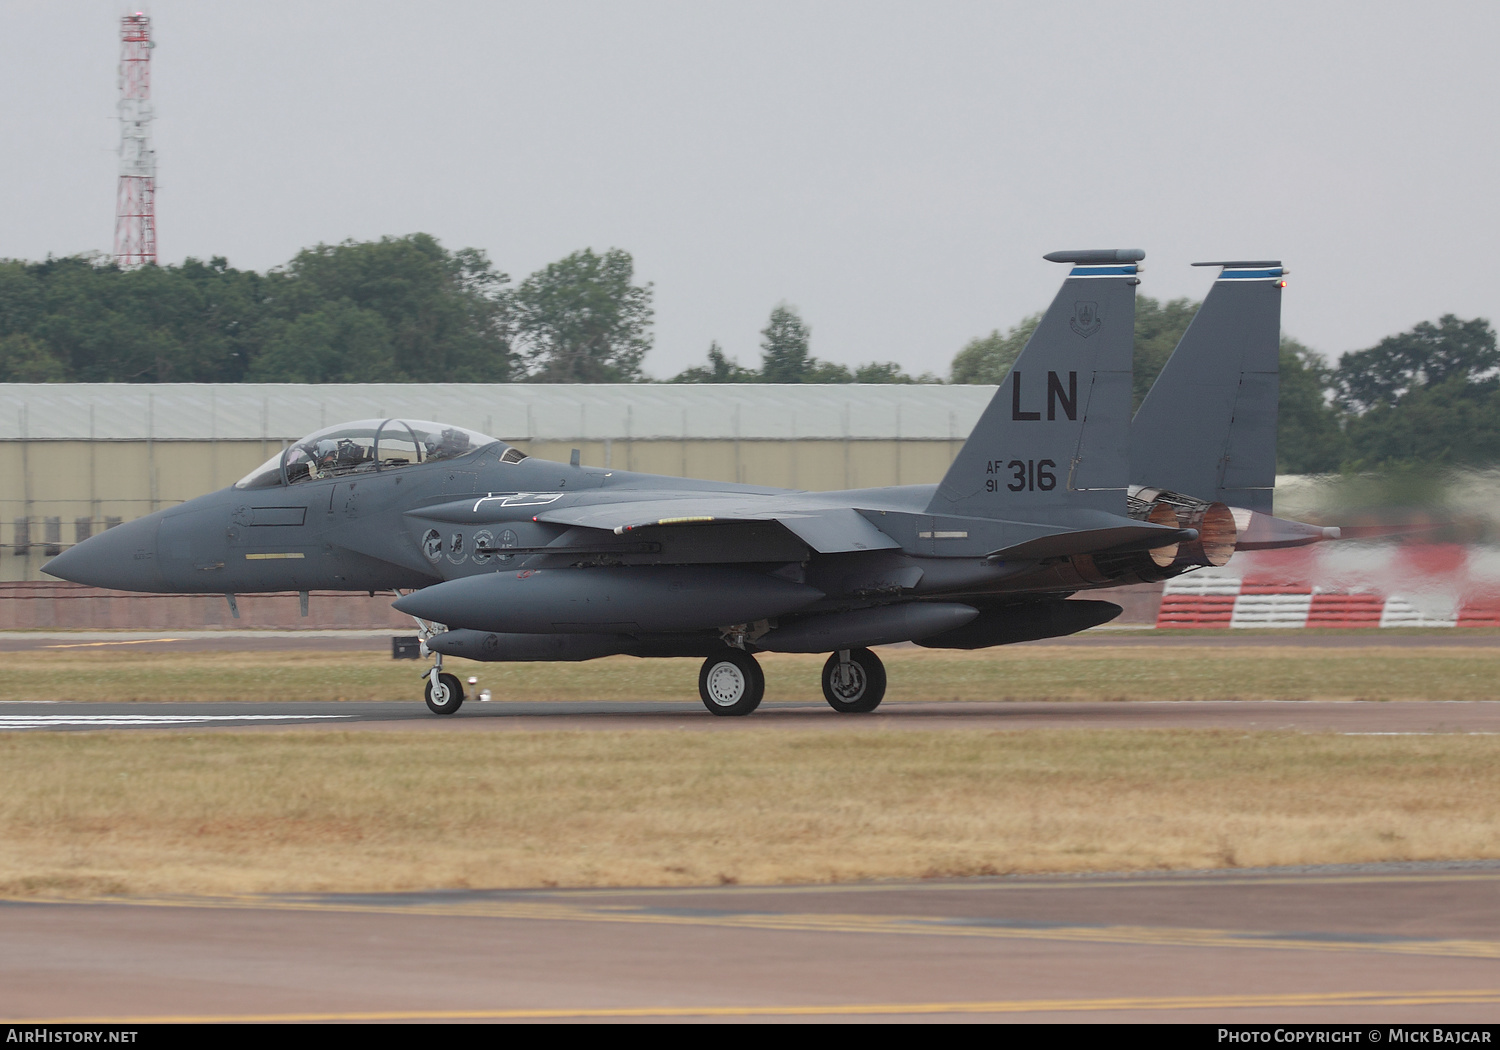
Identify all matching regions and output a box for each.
[5,630,1497,1023]
[3,697,1500,732]
[4,864,1499,1022]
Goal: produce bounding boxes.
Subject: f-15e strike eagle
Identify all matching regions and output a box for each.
[46,250,1337,716]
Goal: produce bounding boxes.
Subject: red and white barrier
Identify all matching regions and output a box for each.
[1156,544,1500,629]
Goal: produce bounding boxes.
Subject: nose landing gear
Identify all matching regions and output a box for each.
[424,662,465,715]
[400,589,466,715]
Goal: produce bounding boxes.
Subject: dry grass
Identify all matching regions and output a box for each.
[1,728,1497,897]
[3,643,1500,703]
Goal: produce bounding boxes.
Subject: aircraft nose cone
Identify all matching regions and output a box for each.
[391,586,450,624]
[43,514,164,591]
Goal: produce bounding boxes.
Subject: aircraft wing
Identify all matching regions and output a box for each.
[534,499,903,554]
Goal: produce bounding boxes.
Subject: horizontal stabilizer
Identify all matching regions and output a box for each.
[987,520,1196,563]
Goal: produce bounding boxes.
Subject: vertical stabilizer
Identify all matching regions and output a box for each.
[1131,261,1284,514]
[930,249,1141,522]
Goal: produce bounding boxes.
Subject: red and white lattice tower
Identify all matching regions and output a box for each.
[113,13,156,267]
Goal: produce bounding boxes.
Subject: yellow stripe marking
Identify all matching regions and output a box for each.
[42,638,184,649]
[654,516,715,525]
[13,989,1500,1023]
[244,552,304,560]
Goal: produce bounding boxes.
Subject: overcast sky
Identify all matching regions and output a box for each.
[4,1,1498,379]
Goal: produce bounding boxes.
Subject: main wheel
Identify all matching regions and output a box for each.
[821,648,886,713]
[424,671,465,715]
[698,650,765,716]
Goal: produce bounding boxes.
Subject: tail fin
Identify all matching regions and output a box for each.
[1130,261,1285,514]
[930,249,1140,522]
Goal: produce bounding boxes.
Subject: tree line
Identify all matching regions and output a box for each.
[0,235,650,385]
[1,233,1495,474]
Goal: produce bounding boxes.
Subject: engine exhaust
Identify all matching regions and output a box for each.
[1174,501,1237,567]
[1144,502,1181,567]
[1132,488,1239,569]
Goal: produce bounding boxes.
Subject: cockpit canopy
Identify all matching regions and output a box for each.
[234,419,525,489]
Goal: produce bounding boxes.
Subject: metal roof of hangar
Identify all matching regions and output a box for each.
[0,384,999,442]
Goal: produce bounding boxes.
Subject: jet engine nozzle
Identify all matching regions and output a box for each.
[1143,502,1181,568]
[1130,489,1239,570]
[1173,501,1238,567]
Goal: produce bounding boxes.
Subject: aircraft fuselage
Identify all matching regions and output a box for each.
[48,444,1077,608]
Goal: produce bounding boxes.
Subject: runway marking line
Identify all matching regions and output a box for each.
[22,892,1500,961]
[0,714,352,729]
[40,638,185,649]
[12,989,1500,1023]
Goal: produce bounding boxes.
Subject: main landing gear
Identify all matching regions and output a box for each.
[696,646,888,716]
[698,649,765,716]
[821,648,887,714]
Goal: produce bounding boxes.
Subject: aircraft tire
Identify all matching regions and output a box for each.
[698,650,765,716]
[424,671,465,715]
[821,648,886,713]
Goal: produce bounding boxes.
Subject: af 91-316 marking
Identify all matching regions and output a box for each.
[985,460,1057,493]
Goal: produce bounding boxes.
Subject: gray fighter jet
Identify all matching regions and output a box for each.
[45,249,1331,717]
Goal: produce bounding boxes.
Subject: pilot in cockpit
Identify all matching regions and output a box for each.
[310,438,371,479]
[423,428,473,463]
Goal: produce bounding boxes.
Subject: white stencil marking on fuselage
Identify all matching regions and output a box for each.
[471,492,564,512]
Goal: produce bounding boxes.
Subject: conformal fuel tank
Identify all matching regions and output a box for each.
[393,566,824,634]
[754,602,979,653]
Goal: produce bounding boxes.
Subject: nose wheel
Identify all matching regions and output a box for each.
[424,670,465,715]
[699,650,765,716]
[821,648,886,713]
